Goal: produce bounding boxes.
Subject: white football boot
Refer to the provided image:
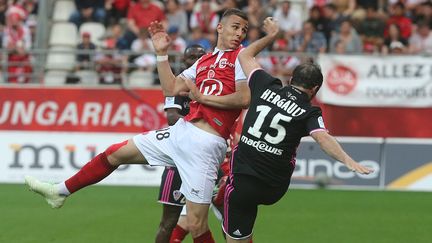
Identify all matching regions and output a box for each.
[24,176,66,209]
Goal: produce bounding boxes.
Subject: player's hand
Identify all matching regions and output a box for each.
[148,21,171,55]
[262,17,279,39]
[179,79,204,103]
[346,161,374,175]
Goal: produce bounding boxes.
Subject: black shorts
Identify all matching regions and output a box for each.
[158,167,185,206]
[223,173,290,240]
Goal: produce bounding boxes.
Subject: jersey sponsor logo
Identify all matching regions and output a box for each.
[218,58,235,69]
[200,78,224,96]
[197,65,208,73]
[326,65,358,95]
[240,135,283,156]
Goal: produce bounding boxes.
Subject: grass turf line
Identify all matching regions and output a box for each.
[1,184,431,243]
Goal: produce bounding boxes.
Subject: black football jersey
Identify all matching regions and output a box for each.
[233,69,326,186]
[163,96,190,116]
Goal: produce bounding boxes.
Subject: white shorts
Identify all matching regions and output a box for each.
[133,118,227,204]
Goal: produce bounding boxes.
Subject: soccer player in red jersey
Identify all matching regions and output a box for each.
[25,8,249,243]
[148,8,249,242]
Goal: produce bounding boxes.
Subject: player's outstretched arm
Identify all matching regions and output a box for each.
[181,79,250,109]
[238,17,280,77]
[311,131,374,174]
[149,21,189,97]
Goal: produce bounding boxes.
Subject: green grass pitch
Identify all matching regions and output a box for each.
[1,184,431,243]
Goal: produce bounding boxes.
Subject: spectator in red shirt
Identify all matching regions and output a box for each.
[116,0,166,50]
[105,0,131,26]
[2,13,32,83]
[189,0,219,45]
[384,2,413,40]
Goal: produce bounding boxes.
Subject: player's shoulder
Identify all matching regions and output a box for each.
[234,46,244,55]
[195,52,214,65]
[303,104,323,118]
[250,68,281,85]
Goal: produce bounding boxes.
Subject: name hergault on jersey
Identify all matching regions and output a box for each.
[233,69,326,187]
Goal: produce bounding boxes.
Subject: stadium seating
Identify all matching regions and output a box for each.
[128,70,155,87]
[52,0,76,22]
[75,70,99,85]
[44,70,68,85]
[79,22,106,47]
[49,22,78,47]
[46,46,76,71]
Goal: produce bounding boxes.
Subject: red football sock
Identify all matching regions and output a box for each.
[65,152,117,193]
[170,225,188,243]
[193,230,215,243]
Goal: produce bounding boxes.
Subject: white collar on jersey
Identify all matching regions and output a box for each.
[212,47,235,55]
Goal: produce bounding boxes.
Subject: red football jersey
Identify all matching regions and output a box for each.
[181,47,246,139]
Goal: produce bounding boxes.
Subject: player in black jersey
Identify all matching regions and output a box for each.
[155,44,205,243]
[222,18,374,242]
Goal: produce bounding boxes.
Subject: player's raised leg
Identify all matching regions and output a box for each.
[25,138,150,208]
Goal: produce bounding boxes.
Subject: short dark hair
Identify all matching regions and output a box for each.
[394,2,405,10]
[184,44,205,55]
[291,63,323,90]
[417,20,430,29]
[324,3,337,11]
[221,8,248,22]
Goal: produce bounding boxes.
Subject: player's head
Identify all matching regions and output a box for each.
[290,62,323,100]
[217,8,248,50]
[183,44,206,68]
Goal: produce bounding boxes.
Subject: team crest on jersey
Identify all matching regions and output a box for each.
[173,190,182,201]
[208,70,215,79]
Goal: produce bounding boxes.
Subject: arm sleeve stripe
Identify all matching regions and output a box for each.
[309,128,328,135]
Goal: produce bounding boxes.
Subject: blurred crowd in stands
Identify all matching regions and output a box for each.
[1,0,432,84]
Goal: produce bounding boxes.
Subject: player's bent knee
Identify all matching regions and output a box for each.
[186,218,208,237]
[105,140,129,156]
[105,140,147,166]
